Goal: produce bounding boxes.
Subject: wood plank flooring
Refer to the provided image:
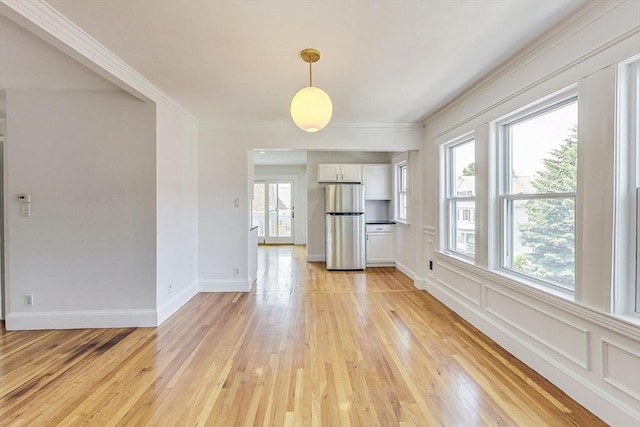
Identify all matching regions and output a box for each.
[1,245,605,426]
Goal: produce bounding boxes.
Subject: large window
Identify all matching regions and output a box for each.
[498,91,578,292]
[445,136,475,258]
[615,55,640,315]
[396,161,408,222]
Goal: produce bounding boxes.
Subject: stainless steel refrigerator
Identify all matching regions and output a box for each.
[325,184,366,270]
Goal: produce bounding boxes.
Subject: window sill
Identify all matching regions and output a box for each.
[491,268,575,302]
[610,312,640,327]
[440,250,475,266]
[395,219,409,226]
[434,250,574,302]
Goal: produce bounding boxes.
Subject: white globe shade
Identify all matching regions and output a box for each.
[290,86,333,132]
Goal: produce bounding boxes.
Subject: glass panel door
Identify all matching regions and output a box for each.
[266,181,293,244]
[253,180,294,244]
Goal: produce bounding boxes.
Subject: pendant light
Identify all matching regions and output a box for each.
[290,48,333,132]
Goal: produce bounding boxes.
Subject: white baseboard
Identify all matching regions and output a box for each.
[394,261,416,281]
[157,280,198,325]
[367,262,396,267]
[4,309,157,330]
[199,279,252,292]
[421,279,640,427]
[413,275,436,291]
[307,254,325,262]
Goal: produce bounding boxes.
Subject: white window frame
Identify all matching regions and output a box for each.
[496,89,578,294]
[614,54,640,316]
[444,135,475,260]
[396,161,408,223]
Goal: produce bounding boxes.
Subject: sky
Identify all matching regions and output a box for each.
[452,101,578,182]
[511,101,577,177]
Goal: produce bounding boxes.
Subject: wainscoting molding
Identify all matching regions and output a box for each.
[422,254,640,426]
[601,338,640,401]
[437,263,482,306]
[485,284,591,370]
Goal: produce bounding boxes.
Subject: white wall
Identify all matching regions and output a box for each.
[418,2,640,425]
[198,125,421,289]
[198,127,251,292]
[306,150,393,261]
[155,100,199,324]
[254,164,307,245]
[392,150,421,280]
[0,3,202,329]
[4,90,157,329]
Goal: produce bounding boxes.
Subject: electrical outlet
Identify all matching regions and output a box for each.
[168,283,173,295]
[429,260,433,271]
[25,294,34,306]
[233,267,240,276]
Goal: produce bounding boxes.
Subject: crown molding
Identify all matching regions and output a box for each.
[199,120,423,130]
[423,0,627,130]
[0,0,198,125]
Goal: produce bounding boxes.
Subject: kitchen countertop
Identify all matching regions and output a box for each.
[365,221,396,224]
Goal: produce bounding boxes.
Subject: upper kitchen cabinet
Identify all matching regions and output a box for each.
[363,164,391,200]
[318,164,362,183]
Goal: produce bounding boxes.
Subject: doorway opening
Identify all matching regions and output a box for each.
[252,180,294,244]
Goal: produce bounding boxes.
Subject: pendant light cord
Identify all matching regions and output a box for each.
[309,60,313,87]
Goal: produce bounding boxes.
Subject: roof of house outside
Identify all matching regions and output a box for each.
[455,175,535,196]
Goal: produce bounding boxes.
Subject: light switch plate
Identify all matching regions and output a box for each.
[20,203,30,217]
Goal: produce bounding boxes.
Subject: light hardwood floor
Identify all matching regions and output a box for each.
[1,245,604,426]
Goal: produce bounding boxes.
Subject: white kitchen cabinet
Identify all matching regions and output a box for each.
[366,224,394,266]
[318,164,341,182]
[317,164,362,183]
[341,164,362,182]
[363,164,391,200]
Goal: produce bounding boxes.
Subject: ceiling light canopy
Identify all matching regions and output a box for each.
[290,49,333,133]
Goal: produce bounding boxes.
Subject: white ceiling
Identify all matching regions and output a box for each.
[40,0,588,126]
[0,14,118,92]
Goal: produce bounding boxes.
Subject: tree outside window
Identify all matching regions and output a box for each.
[500,95,578,291]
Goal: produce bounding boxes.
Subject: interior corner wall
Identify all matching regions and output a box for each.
[155,100,199,324]
[4,90,157,330]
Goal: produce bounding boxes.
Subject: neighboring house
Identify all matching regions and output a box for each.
[455,176,476,256]
[453,175,535,257]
